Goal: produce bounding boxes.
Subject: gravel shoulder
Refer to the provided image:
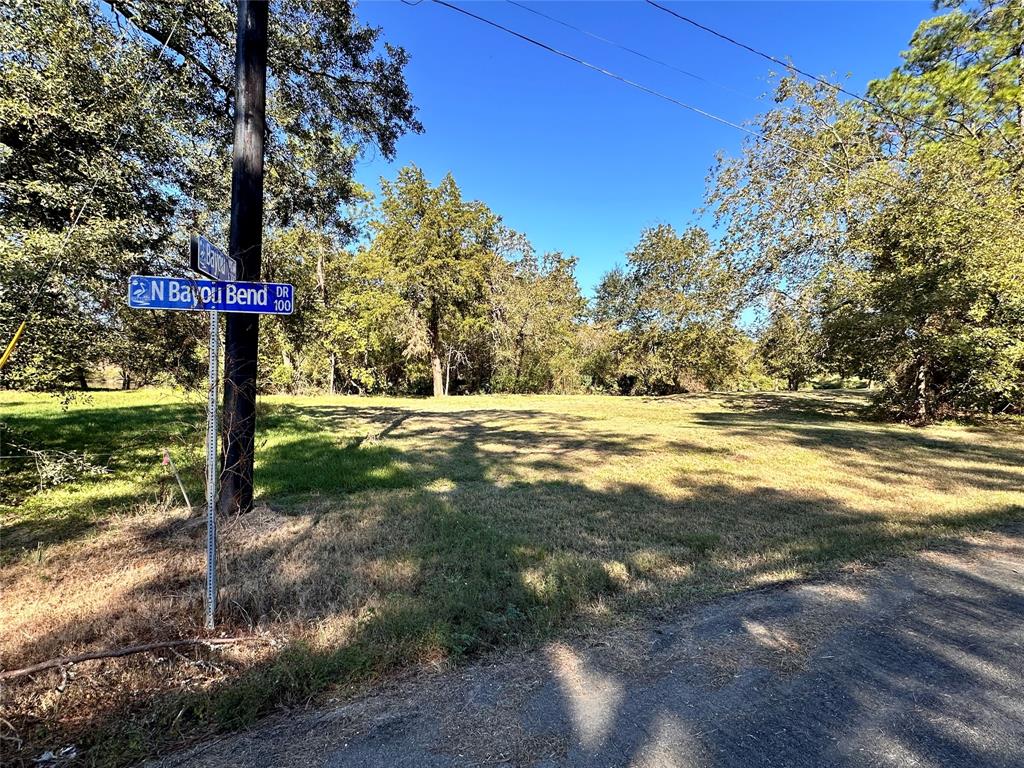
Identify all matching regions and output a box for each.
[151,525,1024,768]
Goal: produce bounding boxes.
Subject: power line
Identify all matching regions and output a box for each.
[421,0,985,221]
[428,0,818,162]
[505,0,754,102]
[643,0,968,147]
[426,1,899,182]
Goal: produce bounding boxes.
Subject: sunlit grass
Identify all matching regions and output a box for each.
[1,388,1022,765]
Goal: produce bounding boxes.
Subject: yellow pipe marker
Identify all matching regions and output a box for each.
[0,320,27,370]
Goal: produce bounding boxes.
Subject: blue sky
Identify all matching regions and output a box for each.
[354,0,934,296]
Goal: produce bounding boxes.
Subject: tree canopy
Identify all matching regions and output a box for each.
[0,0,420,390]
[706,0,1023,419]
[2,0,1021,421]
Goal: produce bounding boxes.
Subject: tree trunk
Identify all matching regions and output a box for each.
[1016,33,1023,135]
[513,328,526,391]
[431,351,444,397]
[428,302,444,397]
[220,0,268,517]
[317,251,327,302]
[329,352,336,395]
[914,360,929,422]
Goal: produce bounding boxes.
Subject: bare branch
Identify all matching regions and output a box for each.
[1,637,266,681]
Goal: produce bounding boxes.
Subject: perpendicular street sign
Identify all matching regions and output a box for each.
[190,235,239,282]
[128,275,294,315]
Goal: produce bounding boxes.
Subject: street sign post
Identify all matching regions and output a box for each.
[127,242,294,630]
[204,310,219,630]
[190,235,240,282]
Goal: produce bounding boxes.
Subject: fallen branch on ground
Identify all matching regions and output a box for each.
[0,637,262,681]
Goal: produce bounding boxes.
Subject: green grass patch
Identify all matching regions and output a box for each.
[1,388,1022,765]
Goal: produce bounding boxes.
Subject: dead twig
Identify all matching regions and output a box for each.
[0,716,23,751]
[0,637,263,681]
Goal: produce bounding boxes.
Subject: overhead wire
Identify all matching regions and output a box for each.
[429,0,821,163]
[643,0,973,148]
[505,0,755,101]
[421,0,988,222]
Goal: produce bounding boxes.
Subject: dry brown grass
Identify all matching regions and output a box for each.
[1,388,1022,765]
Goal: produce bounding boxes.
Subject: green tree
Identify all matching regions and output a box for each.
[857,0,1024,417]
[491,250,587,393]
[757,292,820,391]
[593,224,744,394]
[105,0,421,235]
[367,166,501,397]
[0,0,196,390]
[707,0,1024,419]
[866,0,1022,165]
[0,0,420,391]
[822,148,1024,419]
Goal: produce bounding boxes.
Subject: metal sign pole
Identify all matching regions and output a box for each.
[129,235,288,630]
[127,235,290,629]
[205,311,219,630]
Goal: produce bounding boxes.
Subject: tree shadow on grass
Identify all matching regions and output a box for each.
[1,402,205,557]
[118,521,1024,768]
[717,390,875,422]
[1,401,203,458]
[254,404,648,506]
[3,392,1024,765]
[7,472,1023,766]
[0,486,147,561]
[694,392,1024,493]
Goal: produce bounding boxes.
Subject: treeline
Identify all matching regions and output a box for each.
[257,168,769,397]
[2,0,1022,421]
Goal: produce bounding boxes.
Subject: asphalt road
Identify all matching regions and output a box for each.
[154,527,1024,768]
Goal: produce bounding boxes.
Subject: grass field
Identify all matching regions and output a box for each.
[2,388,1022,765]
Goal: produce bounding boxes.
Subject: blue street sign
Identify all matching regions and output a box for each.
[128,275,294,315]
[190,235,239,282]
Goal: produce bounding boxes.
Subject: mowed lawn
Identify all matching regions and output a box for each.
[2,389,1023,764]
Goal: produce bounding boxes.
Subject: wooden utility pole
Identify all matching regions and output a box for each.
[220,0,268,516]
